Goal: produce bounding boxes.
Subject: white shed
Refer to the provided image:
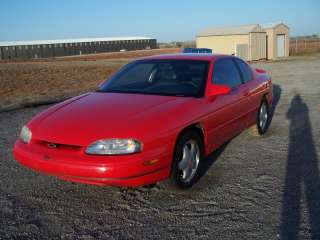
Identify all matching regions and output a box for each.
[196,24,267,61]
[261,22,290,59]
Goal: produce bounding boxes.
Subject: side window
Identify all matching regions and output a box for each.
[234,58,252,83]
[213,58,242,88]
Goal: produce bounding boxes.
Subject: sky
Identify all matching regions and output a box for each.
[0,0,319,42]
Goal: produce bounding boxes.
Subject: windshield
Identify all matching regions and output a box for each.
[99,59,209,97]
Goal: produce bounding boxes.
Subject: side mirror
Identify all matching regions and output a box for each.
[207,84,231,98]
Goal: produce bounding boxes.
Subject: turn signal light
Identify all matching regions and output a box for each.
[143,159,159,166]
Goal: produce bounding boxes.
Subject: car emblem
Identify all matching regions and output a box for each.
[47,143,57,148]
[43,154,51,160]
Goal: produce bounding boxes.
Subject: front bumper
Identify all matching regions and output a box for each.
[13,140,171,187]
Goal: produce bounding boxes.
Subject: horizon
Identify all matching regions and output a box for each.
[0,0,319,42]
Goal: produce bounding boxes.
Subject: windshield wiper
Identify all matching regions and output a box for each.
[95,89,105,92]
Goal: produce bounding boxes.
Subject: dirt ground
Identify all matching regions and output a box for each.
[0,48,180,112]
[0,57,320,239]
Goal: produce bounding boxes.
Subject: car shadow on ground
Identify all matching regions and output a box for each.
[280,95,320,240]
[196,142,229,183]
[270,84,282,121]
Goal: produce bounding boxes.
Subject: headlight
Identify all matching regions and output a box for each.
[85,139,142,155]
[20,125,32,144]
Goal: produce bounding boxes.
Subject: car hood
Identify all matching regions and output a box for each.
[30,92,192,146]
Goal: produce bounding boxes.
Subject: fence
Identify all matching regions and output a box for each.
[290,37,320,55]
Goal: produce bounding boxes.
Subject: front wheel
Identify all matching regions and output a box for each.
[171,130,204,189]
[256,99,270,135]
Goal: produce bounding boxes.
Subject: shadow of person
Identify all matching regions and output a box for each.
[281,95,320,240]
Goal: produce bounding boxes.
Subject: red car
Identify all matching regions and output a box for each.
[14,54,272,188]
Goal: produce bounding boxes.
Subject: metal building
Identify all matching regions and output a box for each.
[0,37,157,60]
[261,22,289,59]
[196,24,267,61]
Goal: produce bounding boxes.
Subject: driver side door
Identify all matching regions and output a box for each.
[205,57,249,150]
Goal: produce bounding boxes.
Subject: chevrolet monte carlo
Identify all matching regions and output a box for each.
[14,53,272,188]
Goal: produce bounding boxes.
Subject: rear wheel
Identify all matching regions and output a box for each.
[256,99,270,135]
[171,130,204,189]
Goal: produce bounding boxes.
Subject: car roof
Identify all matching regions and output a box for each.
[138,53,229,61]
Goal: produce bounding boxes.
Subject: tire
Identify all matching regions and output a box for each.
[256,99,270,135]
[171,130,204,189]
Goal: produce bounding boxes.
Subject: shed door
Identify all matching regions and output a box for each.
[236,44,249,60]
[277,35,285,57]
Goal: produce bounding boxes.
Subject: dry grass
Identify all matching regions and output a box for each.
[0,48,180,111]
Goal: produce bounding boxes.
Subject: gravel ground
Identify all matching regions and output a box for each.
[0,57,320,240]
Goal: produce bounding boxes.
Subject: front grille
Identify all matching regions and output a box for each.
[36,140,83,151]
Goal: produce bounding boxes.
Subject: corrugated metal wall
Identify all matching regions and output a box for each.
[236,44,249,60]
[0,39,157,60]
[250,32,267,60]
